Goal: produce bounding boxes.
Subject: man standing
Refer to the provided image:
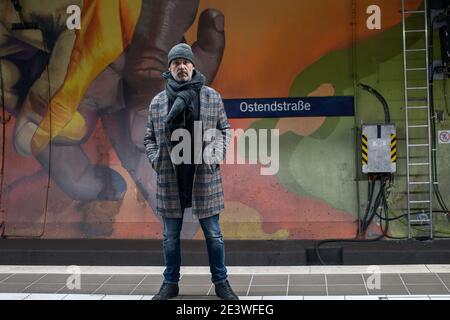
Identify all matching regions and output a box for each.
[144,43,238,300]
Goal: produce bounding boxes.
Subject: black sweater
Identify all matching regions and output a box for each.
[168,91,201,212]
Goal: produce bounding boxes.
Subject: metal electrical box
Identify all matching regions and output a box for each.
[361,124,396,174]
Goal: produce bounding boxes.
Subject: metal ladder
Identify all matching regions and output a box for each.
[401,0,433,239]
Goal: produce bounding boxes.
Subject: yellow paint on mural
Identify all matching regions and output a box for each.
[194,202,289,240]
[31,0,142,154]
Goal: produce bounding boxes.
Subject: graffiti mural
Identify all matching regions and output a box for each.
[1,0,448,240]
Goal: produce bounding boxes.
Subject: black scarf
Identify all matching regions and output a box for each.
[163,69,205,131]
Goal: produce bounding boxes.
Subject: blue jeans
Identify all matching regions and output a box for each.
[162,213,228,284]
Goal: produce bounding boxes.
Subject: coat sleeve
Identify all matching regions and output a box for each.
[213,93,232,164]
[143,98,159,168]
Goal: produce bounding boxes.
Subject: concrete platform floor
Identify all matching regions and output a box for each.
[1,265,450,300]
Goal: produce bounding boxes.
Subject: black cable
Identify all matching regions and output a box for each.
[357,83,391,124]
[429,12,450,217]
[379,196,408,240]
[315,168,450,264]
[380,179,450,239]
[314,235,384,266]
[359,177,375,234]
[316,174,392,265]
[377,177,430,239]
[360,176,390,234]
[363,179,385,231]
[314,10,450,264]
[374,210,438,222]
[314,169,450,265]
[368,166,450,241]
[379,173,407,239]
[355,84,396,234]
[443,63,450,115]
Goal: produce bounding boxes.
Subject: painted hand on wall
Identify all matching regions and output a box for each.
[1,0,224,209]
[101,0,225,213]
[2,0,423,239]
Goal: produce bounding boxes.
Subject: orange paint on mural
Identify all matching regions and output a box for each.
[186,0,422,130]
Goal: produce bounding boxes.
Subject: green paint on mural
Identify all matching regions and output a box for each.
[283,19,450,235]
[290,117,356,213]
[279,22,410,214]
[237,18,450,236]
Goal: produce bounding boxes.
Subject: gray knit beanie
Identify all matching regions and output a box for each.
[167,43,195,67]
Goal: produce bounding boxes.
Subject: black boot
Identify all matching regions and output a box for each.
[152,282,179,300]
[215,280,239,300]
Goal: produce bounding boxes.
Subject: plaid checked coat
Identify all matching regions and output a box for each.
[144,86,232,219]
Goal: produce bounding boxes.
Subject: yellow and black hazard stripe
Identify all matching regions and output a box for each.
[362,134,368,165]
[391,133,397,163]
